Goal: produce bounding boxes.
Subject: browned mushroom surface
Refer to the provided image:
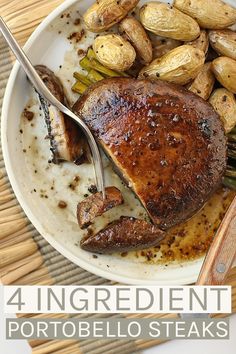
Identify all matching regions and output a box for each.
[77,186,124,229]
[74,77,227,230]
[80,216,165,253]
[35,65,88,164]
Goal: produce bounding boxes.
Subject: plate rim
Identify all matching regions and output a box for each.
[1,0,205,285]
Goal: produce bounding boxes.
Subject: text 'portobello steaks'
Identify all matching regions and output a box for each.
[73,78,227,230]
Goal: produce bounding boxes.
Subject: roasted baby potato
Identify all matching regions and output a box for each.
[150,36,182,59]
[174,0,236,29]
[209,30,236,61]
[119,16,152,64]
[139,45,205,85]
[93,34,136,71]
[187,30,209,55]
[139,2,200,41]
[212,57,236,94]
[209,88,236,133]
[83,0,139,32]
[188,63,215,100]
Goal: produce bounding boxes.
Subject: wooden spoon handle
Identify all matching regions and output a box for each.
[196,196,236,285]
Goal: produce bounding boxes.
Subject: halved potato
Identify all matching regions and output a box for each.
[119,16,153,64]
[174,0,236,29]
[139,45,205,85]
[140,2,200,41]
[209,88,236,133]
[209,30,236,60]
[83,0,139,32]
[212,57,236,94]
[93,34,136,71]
[188,62,215,100]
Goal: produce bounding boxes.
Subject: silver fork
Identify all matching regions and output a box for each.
[0,16,105,198]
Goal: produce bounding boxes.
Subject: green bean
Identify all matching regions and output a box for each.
[223,177,236,190]
[227,149,236,159]
[227,134,236,143]
[87,48,97,60]
[73,72,92,86]
[87,48,130,77]
[87,69,104,82]
[80,56,120,77]
[72,80,88,94]
[225,168,236,178]
[79,57,93,72]
[80,55,130,77]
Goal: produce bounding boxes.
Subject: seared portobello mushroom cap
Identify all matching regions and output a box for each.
[74,78,227,230]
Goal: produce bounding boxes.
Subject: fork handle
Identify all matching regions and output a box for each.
[196,196,236,285]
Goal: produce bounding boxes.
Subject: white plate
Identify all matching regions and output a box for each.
[2,0,234,285]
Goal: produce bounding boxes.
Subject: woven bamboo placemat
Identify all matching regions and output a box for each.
[1,1,236,353]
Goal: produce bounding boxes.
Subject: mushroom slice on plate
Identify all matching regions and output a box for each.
[77,186,124,229]
[35,65,88,164]
[80,216,165,254]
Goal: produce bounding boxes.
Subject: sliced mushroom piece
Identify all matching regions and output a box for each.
[77,186,124,229]
[80,216,165,254]
[35,65,88,164]
[119,16,153,64]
